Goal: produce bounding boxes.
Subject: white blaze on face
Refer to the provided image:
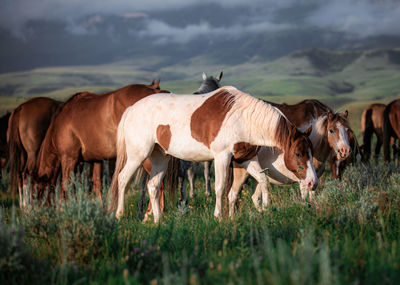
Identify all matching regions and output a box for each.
[336,122,350,151]
[305,148,318,190]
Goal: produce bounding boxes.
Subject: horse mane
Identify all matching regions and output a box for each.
[223,86,293,150]
[303,114,329,147]
[193,76,221,94]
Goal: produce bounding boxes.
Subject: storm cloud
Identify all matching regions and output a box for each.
[1,0,399,41]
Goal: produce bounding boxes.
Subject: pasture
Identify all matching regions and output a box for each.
[1,48,400,284]
[1,160,400,284]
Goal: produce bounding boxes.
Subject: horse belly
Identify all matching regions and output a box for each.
[257,147,297,185]
[166,139,213,162]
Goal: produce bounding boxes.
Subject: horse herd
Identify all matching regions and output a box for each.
[0,71,399,223]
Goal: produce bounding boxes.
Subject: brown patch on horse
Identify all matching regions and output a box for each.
[233,142,260,164]
[156,124,172,151]
[190,89,234,148]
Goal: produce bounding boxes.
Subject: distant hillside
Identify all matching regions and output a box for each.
[1,47,399,117]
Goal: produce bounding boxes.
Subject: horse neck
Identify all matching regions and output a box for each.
[35,127,60,182]
[304,116,331,171]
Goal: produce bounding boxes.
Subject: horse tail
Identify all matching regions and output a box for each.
[108,114,128,213]
[163,157,180,201]
[223,161,234,216]
[362,108,373,161]
[383,103,393,162]
[7,107,24,199]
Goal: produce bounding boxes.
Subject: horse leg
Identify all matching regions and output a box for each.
[213,153,231,218]
[241,157,269,211]
[178,160,188,204]
[374,136,383,162]
[228,165,249,217]
[143,158,165,221]
[187,163,196,199]
[204,161,212,197]
[60,156,79,200]
[92,162,103,204]
[145,148,170,223]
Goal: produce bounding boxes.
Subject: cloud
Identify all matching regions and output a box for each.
[306,0,400,37]
[139,19,292,44]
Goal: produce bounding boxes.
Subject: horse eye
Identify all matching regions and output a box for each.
[295,153,301,157]
[329,129,335,134]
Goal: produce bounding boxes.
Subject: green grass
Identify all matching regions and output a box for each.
[1,160,400,284]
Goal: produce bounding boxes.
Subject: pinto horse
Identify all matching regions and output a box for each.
[109,86,318,223]
[227,106,352,216]
[7,98,62,206]
[383,99,400,162]
[35,82,172,200]
[361,103,386,162]
[0,111,11,175]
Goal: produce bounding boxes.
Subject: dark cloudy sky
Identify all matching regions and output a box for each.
[0,0,399,72]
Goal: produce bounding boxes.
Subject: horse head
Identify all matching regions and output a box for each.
[195,71,223,94]
[283,125,318,192]
[326,111,351,161]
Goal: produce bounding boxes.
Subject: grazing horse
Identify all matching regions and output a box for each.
[7,98,63,207]
[227,108,352,216]
[0,111,11,175]
[361,103,386,162]
[35,82,172,200]
[383,99,400,162]
[109,86,318,223]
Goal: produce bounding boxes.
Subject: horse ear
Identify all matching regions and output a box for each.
[217,71,223,81]
[290,125,297,140]
[154,79,160,89]
[151,79,155,85]
[328,111,334,121]
[341,110,348,118]
[202,72,207,81]
[303,125,312,136]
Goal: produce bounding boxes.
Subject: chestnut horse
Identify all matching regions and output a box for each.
[361,103,386,162]
[35,82,172,200]
[383,99,400,162]
[0,111,11,175]
[227,107,352,216]
[7,98,62,207]
[109,86,318,222]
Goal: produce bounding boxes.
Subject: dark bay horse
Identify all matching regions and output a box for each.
[109,86,318,222]
[383,99,400,162]
[35,82,173,201]
[0,111,11,175]
[361,103,386,162]
[7,97,62,207]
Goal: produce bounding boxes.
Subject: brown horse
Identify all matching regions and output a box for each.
[361,103,386,162]
[328,130,361,179]
[7,97,62,206]
[34,82,173,202]
[383,99,400,162]
[0,111,11,175]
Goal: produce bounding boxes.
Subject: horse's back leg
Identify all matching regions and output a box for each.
[204,161,212,197]
[187,163,196,199]
[145,147,170,223]
[92,162,103,203]
[228,164,249,217]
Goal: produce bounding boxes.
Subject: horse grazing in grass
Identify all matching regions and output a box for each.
[35,81,173,201]
[109,86,318,223]
[7,98,62,207]
[227,101,352,216]
[0,111,11,174]
[383,99,400,162]
[361,103,386,162]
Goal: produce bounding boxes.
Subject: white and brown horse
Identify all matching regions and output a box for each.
[227,106,352,216]
[108,86,318,222]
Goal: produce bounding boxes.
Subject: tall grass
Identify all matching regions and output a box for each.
[1,161,400,284]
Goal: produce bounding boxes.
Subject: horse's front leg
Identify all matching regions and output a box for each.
[241,156,269,211]
[213,153,232,218]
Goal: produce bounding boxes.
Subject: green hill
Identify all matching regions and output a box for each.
[1,48,400,126]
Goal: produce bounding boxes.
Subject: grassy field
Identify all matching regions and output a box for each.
[1,159,400,284]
